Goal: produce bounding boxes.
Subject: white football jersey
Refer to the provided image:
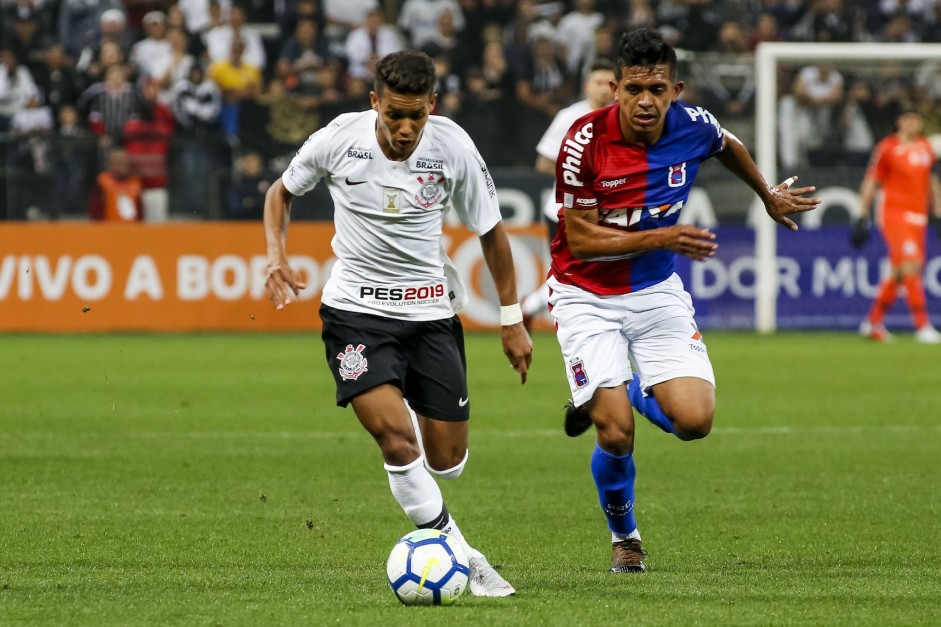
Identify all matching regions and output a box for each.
[282,110,501,320]
[536,99,593,222]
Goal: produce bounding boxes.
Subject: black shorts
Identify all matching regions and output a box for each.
[319,304,470,421]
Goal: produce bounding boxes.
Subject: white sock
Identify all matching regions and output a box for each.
[521,282,551,316]
[385,456,482,560]
[612,529,642,543]
[385,456,444,526]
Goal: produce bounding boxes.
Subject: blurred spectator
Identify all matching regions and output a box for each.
[0,47,41,133]
[123,81,174,221]
[51,104,94,218]
[880,13,918,42]
[430,53,461,117]
[579,24,616,79]
[278,0,327,39]
[205,4,266,71]
[713,21,749,53]
[170,64,223,216]
[171,64,222,131]
[241,77,317,158]
[10,88,53,217]
[399,0,464,49]
[840,79,877,166]
[275,18,330,93]
[345,7,403,80]
[514,28,569,120]
[207,37,262,136]
[626,0,657,30]
[81,39,125,87]
[154,28,195,105]
[5,8,49,74]
[420,9,472,78]
[778,64,844,168]
[227,150,272,219]
[33,44,81,122]
[89,147,143,221]
[322,0,378,51]
[554,0,603,76]
[178,0,231,36]
[130,11,173,80]
[122,0,174,33]
[75,9,130,78]
[748,13,783,51]
[58,0,123,58]
[77,62,138,139]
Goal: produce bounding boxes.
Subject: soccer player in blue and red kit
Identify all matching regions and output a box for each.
[548,29,821,572]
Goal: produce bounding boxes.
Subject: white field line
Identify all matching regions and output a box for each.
[0,425,939,440]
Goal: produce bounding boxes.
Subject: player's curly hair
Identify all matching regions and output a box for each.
[374,50,437,96]
[616,29,678,81]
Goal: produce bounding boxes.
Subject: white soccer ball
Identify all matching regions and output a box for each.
[386,529,470,606]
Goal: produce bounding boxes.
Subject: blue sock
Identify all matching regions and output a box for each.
[628,377,676,435]
[590,444,637,535]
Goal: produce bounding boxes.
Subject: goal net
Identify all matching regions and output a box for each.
[735,43,941,332]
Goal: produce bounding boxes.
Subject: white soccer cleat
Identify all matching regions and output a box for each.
[915,324,941,344]
[468,555,516,597]
[859,320,892,342]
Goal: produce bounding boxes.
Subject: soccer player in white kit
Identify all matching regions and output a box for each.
[520,59,617,330]
[263,50,532,596]
[549,30,820,573]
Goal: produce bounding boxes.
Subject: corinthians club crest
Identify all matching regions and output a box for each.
[337,344,368,381]
[414,173,444,208]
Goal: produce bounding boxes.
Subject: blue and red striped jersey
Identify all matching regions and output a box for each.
[551,101,724,295]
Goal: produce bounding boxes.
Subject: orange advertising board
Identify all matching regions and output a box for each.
[0,223,550,332]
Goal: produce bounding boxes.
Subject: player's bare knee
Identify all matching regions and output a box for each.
[425,449,468,480]
[376,428,420,467]
[594,420,634,455]
[672,404,714,441]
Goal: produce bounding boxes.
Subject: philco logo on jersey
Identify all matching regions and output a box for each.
[561,122,593,188]
[415,173,444,208]
[347,146,373,159]
[415,158,444,170]
[360,283,446,304]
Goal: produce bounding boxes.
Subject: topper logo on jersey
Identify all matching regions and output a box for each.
[337,344,368,381]
[668,163,687,188]
[561,122,593,188]
[601,177,628,189]
[415,173,444,208]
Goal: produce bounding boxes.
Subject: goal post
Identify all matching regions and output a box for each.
[753,42,941,333]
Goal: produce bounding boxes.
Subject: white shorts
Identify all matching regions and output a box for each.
[547,273,715,407]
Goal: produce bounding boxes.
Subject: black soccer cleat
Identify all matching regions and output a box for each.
[563,399,592,437]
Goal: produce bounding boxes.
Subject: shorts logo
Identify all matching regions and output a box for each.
[337,344,368,381]
[691,321,702,341]
[415,173,444,208]
[570,359,589,388]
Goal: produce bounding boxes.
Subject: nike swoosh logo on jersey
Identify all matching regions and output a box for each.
[345,178,367,185]
[459,397,469,407]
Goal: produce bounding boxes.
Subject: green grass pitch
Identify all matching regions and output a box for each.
[1,331,939,625]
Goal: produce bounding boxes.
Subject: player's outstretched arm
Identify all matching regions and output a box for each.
[716,131,820,231]
[263,177,307,310]
[479,222,533,384]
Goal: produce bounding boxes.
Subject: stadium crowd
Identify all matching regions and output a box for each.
[1,0,940,220]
